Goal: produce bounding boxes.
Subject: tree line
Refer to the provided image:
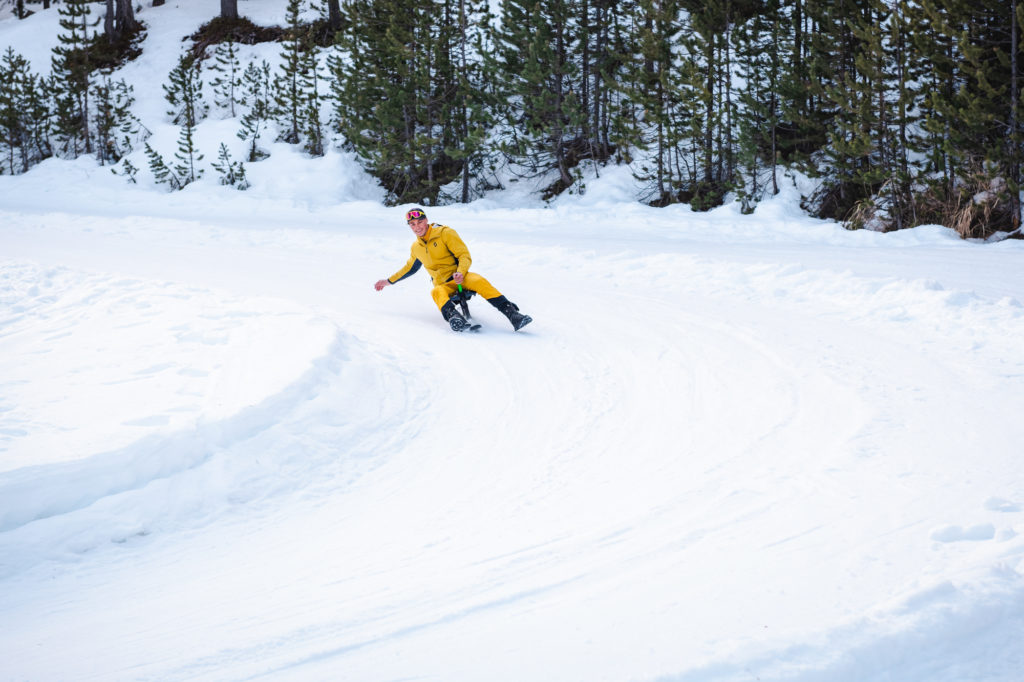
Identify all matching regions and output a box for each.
[2,0,1021,237]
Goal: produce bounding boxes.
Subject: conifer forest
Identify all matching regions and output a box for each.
[2,0,1022,237]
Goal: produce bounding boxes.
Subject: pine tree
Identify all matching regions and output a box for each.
[333,0,489,204]
[164,53,208,127]
[117,79,149,158]
[732,0,785,210]
[212,142,249,188]
[611,0,689,205]
[0,48,52,175]
[301,47,325,157]
[489,0,591,197]
[274,0,307,144]
[827,0,922,229]
[0,48,32,174]
[677,0,762,209]
[437,0,493,202]
[238,60,273,161]
[145,141,178,189]
[209,39,244,117]
[27,74,54,166]
[51,0,98,157]
[158,53,207,189]
[115,157,139,183]
[797,0,875,219]
[92,77,141,166]
[915,0,1022,235]
[172,116,204,188]
[912,0,962,190]
[332,0,429,203]
[820,0,889,225]
[773,0,831,169]
[588,0,634,166]
[92,78,118,166]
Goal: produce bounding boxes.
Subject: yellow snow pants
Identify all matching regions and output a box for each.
[430,272,502,310]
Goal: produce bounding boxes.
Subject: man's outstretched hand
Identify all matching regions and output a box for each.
[374,279,391,291]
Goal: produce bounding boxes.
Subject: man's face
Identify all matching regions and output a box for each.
[407,216,429,237]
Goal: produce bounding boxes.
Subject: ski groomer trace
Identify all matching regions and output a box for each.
[374,208,533,333]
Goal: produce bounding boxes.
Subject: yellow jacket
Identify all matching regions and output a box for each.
[388,223,473,286]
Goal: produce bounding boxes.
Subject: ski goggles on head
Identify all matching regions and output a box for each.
[405,209,427,222]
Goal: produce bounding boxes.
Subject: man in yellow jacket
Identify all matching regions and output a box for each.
[374,208,533,332]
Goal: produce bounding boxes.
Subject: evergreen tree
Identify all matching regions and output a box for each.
[818,0,892,225]
[300,46,325,157]
[915,0,1023,234]
[171,114,204,188]
[489,0,590,197]
[677,0,761,209]
[796,0,874,219]
[589,0,634,164]
[92,77,142,166]
[442,0,494,202]
[145,141,178,189]
[0,48,52,175]
[164,53,208,127]
[238,60,273,161]
[212,142,249,189]
[27,74,55,166]
[333,0,489,204]
[912,0,962,189]
[274,0,307,144]
[0,48,28,174]
[115,157,139,183]
[158,53,207,189]
[51,0,98,157]
[0,48,36,174]
[772,0,831,169]
[826,0,922,229]
[732,0,785,210]
[209,39,244,117]
[92,78,118,166]
[611,0,690,205]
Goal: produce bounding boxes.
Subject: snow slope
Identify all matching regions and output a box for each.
[3,4,1024,681]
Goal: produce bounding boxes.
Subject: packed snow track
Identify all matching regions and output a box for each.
[2,205,1024,682]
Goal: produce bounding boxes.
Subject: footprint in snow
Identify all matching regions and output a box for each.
[984,497,1022,512]
[929,523,996,543]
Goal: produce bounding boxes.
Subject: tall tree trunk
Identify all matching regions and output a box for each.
[105,0,115,38]
[555,11,572,189]
[1012,0,1021,229]
[221,0,239,20]
[327,0,342,32]
[105,0,141,43]
[793,0,803,114]
[116,0,141,35]
[459,0,470,203]
[704,39,715,185]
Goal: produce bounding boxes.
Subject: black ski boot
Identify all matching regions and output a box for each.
[440,300,469,332]
[488,296,533,331]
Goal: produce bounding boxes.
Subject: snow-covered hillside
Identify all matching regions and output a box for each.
[3,4,1024,681]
